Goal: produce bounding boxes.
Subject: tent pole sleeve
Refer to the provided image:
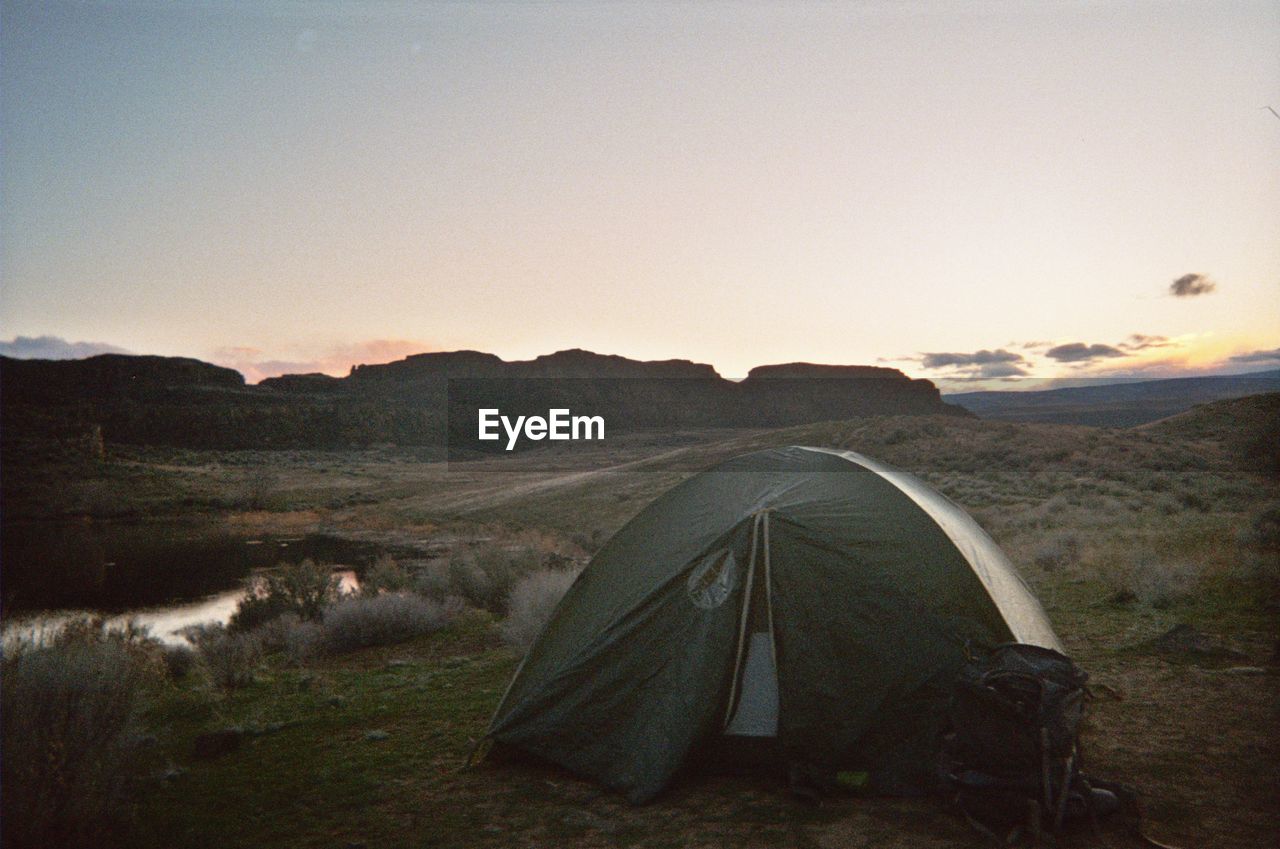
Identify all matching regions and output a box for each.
[722,512,761,729]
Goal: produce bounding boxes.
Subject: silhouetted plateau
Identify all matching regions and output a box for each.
[1,349,963,451]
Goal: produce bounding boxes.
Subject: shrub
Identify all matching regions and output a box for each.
[1115,559,1203,609]
[360,553,411,595]
[252,612,302,654]
[184,624,262,690]
[250,613,325,666]
[159,643,197,680]
[1238,502,1280,608]
[321,593,453,654]
[228,559,342,632]
[445,544,543,614]
[412,560,452,599]
[1034,533,1081,572]
[501,568,582,651]
[282,619,325,666]
[1,621,153,849]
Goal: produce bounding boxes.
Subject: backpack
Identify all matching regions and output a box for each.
[939,643,1123,844]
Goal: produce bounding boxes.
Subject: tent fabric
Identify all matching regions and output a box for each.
[487,445,1061,803]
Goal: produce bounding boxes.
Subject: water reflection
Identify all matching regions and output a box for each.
[1,517,384,644]
[4,569,361,645]
[1,519,383,612]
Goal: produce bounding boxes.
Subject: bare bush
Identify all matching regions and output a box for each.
[501,568,582,651]
[321,593,453,654]
[1,620,154,849]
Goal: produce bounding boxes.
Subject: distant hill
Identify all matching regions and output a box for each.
[1144,392,1280,477]
[1,349,966,451]
[945,371,1280,427]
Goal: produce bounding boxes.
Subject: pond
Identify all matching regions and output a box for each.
[1,519,386,643]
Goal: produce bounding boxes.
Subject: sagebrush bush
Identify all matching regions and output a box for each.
[251,612,325,665]
[361,553,412,596]
[184,624,262,689]
[1115,559,1203,609]
[1,620,155,849]
[438,544,545,614]
[1034,533,1081,572]
[160,643,197,680]
[252,612,304,654]
[321,593,452,654]
[413,560,451,599]
[229,559,342,632]
[282,618,325,665]
[501,568,581,651]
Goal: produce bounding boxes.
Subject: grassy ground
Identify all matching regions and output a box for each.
[6,398,1279,847]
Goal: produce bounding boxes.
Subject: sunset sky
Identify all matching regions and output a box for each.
[2,1,1278,382]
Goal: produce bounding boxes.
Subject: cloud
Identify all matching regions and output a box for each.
[1170,273,1216,297]
[0,334,131,360]
[969,361,1030,378]
[211,339,437,383]
[1120,334,1172,351]
[1044,342,1128,363]
[1228,347,1280,365]
[920,349,1026,369]
[916,348,1029,378]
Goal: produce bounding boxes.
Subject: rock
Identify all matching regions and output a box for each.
[365,730,390,741]
[387,659,411,669]
[193,727,244,759]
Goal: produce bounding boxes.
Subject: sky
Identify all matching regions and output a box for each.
[2,0,1278,383]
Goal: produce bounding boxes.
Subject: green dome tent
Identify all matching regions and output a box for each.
[486,446,1061,803]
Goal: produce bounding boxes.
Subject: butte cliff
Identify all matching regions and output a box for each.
[1,349,969,451]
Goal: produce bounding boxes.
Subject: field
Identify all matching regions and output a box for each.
[3,395,1278,849]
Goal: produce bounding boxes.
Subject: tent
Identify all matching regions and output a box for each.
[485,445,1061,802]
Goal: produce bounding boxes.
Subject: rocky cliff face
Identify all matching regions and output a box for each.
[2,349,968,450]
